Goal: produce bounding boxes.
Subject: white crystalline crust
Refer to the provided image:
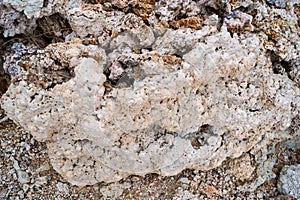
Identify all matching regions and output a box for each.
[3,0,44,19]
[278,164,300,199]
[2,27,300,186]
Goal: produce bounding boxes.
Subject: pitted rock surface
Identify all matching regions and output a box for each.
[1,0,300,187]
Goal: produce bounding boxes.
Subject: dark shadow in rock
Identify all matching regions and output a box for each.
[36,13,72,47]
[269,51,300,86]
[0,46,10,98]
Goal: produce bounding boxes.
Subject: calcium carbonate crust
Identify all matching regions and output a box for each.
[2,25,300,186]
[1,0,300,187]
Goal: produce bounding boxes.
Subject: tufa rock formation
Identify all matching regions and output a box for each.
[1,0,299,188]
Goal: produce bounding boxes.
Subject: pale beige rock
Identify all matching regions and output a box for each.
[3,0,44,19]
[229,154,255,181]
[2,26,299,186]
[1,0,300,189]
[67,4,125,38]
[252,3,299,62]
[0,3,37,37]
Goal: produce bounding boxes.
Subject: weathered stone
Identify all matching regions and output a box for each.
[228,154,255,181]
[1,0,299,188]
[278,164,300,199]
[2,25,300,186]
[239,145,278,192]
[0,0,77,37]
[3,0,44,19]
[0,3,37,37]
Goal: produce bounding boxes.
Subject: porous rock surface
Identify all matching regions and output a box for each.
[277,164,300,199]
[1,0,300,187]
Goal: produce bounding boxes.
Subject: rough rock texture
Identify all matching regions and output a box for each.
[1,0,300,189]
[3,0,44,19]
[0,0,77,39]
[277,164,300,199]
[239,145,278,192]
[0,3,37,37]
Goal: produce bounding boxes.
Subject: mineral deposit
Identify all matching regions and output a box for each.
[1,0,299,187]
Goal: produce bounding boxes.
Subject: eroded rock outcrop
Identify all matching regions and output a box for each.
[1,0,299,187]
